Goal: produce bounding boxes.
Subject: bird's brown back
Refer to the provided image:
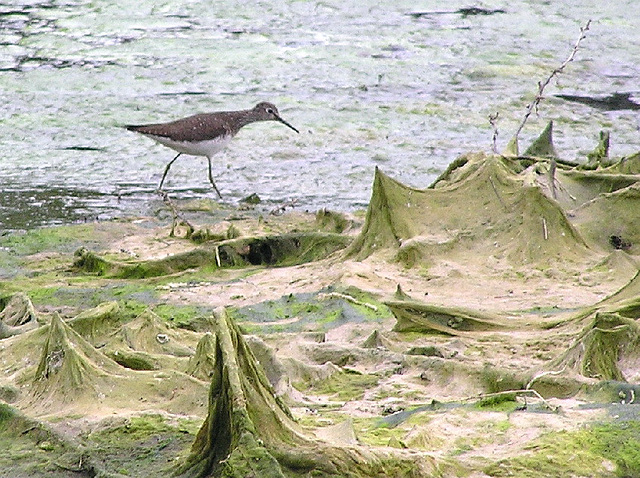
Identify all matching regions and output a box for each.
[126,111,248,142]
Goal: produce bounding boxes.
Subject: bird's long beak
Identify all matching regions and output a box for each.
[275,115,299,134]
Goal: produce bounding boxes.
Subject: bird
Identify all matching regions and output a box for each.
[125,102,299,198]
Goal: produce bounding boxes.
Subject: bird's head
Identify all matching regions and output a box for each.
[253,102,299,133]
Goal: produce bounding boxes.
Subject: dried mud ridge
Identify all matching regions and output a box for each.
[3,126,640,477]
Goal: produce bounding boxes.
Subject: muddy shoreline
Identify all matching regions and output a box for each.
[2,148,640,477]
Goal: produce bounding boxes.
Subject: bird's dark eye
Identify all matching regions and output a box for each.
[266,108,274,114]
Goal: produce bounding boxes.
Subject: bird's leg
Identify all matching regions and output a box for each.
[158,153,182,190]
[207,156,223,199]
[156,189,194,238]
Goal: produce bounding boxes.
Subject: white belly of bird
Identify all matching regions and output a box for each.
[147,134,232,157]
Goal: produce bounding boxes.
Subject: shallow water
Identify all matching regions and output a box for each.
[1,1,639,230]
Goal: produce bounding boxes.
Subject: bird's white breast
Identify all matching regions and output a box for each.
[145,134,232,157]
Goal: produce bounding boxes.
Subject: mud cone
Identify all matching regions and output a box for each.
[32,314,120,403]
[0,292,39,339]
[175,308,433,478]
[186,332,217,381]
[121,309,194,357]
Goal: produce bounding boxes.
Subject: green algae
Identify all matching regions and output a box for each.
[0,224,99,257]
[474,393,519,412]
[73,232,350,279]
[153,304,210,327]
[74,246,218,279]
[351,416,408,447]
[88,413,200,442]
[0,403,105,477]
[228,287,389,334]
[294,368,379,402]
[484,421,640,477]
[315,209,351,234]
[83,414,201,477]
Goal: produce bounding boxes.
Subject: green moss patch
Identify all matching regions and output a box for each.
[230,287,389,334]
[475,392,519,412]
[352,416,409,447]
[0,224,99,256]
[295,368,379,402]
[484,421,640,477]
[83,414,201,477]
[0,404,100,477]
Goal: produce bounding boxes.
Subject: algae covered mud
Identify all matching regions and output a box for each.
[2,0,640,230]
[2,124,640,476]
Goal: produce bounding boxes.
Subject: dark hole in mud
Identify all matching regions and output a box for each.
[609,235,632,250]
[247,241,274,265]
[243,237,303,266]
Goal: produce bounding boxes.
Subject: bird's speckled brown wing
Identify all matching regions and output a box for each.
[126,112,240,142]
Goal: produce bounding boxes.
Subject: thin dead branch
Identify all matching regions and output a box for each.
[462,388,558,411]
[489,176,508,210]
[318,292,378,312]
[512,20,591,144]
[489,112,499,153]
[548,159,557,199]
[527,367,566,390]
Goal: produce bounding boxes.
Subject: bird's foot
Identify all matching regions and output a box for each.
[156,189,195,238]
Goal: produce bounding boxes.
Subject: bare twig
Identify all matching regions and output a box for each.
[512,20,591,144]
[526,368,566,390]
[488,112,499,153]
[215,245,221,267]
[489,176,508,210]
[548,159,557,199]
[318,292,378,312]
[542,217,548,240]
[460,388,557,411]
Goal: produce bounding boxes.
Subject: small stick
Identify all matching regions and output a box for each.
[318,292,378,312]
[526,367,566,390]
[215,245,221,267]
[548,159,557,199]
[488,112,499,153]
[489,176,508,210]
[462,388,556,411]
[542,217,548,240]
[512,20,591,144]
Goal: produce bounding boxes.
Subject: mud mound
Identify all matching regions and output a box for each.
[550,312,640,383]
[175,308,437,478]
[68,301,122,348]
[108,309,196,358]
[346,139,640,266]
[386,300,510,335]
[28,314,124,407]
[345,154,591,266]
[186,332,217,381]
[0,292,39,339]
[74,232,350,278]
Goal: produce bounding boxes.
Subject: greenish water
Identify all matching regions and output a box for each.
[1,1,638,230]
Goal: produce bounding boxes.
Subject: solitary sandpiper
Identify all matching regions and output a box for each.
[125,102,299,198]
